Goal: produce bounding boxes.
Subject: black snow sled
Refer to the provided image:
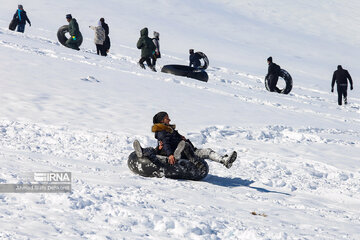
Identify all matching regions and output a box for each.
[57,25,83,48]
[265,69,293,94]
[161,65,209,82]
[128,150,209,181]
[9,18,18,31]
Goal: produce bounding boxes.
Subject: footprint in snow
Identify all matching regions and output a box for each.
[81,76,100,83]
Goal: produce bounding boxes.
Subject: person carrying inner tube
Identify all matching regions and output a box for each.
[137,27,157,72]
[266,56,281,93]
[331,65,354,105]
[13,5,31,33]
[134,112,237,169]
[65,14,82,51]
[189,49,202,68]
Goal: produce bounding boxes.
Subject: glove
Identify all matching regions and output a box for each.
[350,86,353,90]
[72,36,76,40]
[331,88,334,93]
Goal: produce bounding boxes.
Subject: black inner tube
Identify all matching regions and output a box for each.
[57,25,83,47]
[196,52,209,70]
[265,69,293,94]
[127,152,209,181]
[161,65,209,82]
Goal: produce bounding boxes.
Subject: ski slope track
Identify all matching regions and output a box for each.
[1,0,360,239]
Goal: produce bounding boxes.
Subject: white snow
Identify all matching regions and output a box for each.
[1,0,360,239]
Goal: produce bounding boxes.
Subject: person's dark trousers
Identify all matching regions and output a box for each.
[65,39,80,50]
[96,44,106,56]
[17,23,25,33]
[139,57,152,67]
[269,74,281,93]
[151,55,157,67]
[337,84,348,105]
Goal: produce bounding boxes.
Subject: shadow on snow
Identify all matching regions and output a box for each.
[204,174,291,196]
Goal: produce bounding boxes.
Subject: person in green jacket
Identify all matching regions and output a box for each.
[137,27,156,72]
[65,14,83,50]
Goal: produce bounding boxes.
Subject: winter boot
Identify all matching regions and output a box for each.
[133,140,143,158]
[139,63,146,69]
[344,97,348,105]
[151,66,157,72]
[222,151,237,169]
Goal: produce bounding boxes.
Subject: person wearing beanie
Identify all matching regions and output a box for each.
[133,112,237,169]
[89,20,106,56]
[331,65,354,105]
[65,14,83,50]
[100,18,111,55]
[12,4,31,33]
[137,27,157,72]
[266,56,281,93]
[151,31,161,67]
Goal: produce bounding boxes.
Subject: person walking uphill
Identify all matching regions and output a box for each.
[65,14,82,50]
[151,31,161,67]
[266,57,281,93]
[89,21,106,56]
[149,112,237,168]
[137,27,157,72]
[13,5,31,33]
[331,65,354,105]
[100,18,111,55]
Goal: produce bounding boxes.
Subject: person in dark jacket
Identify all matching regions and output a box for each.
[65,14,83,50]
[266,56,281,93]
[151,31,161,67]
[189,49,201,68]
[100,18,110,56]
[143,111,237,168]
[13,5,31,33]
[137,27,156,72]
[331,65,354,105]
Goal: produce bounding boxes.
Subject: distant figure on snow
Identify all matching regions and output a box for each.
[137,27,157,72]
[89,21,106,56]
[13,5,31,33]
[65,14,83,50]
[100,18,110,55]
[133,111,237,169]
[151,31,161,68]
[189,49,201,68]
[266,56,281,93]
[331,65,354,105]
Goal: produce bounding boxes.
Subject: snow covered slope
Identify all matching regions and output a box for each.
[0,0,360,239]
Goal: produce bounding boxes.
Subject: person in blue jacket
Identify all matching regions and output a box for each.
[13,5,31,33]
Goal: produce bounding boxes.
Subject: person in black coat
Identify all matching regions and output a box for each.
[331,65,354,105]
[100,18,110,56]
[13,5,31,33]
[266,56,281,93]
[189,49,201,68]
[149,112,237,168]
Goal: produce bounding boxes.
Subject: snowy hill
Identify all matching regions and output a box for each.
[1,0,360,239]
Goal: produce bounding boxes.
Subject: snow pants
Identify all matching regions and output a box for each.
[337,84,348,105]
